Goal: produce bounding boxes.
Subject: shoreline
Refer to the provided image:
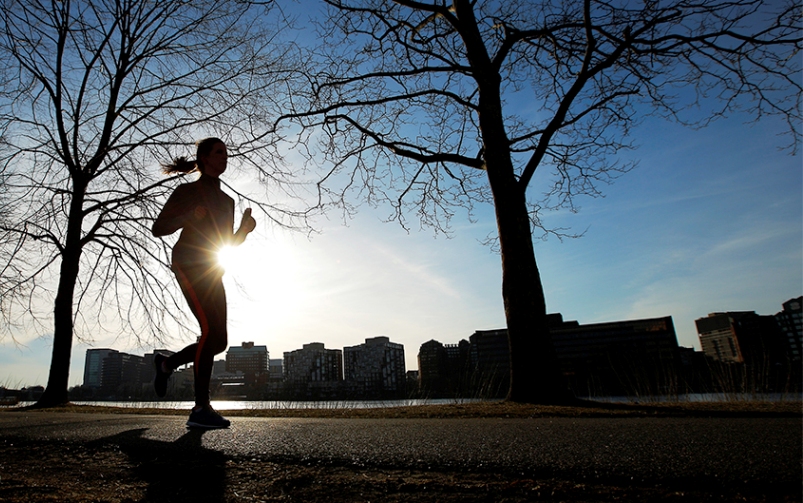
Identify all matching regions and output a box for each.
[4,399,801,419]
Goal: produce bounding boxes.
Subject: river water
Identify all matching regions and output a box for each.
[7,392,800,410]
[10,398,489,410]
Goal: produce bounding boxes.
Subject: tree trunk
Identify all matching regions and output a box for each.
[487,161,573,404]
[35,180,86,408]
[453,0,573,404]
[35,257,79,407]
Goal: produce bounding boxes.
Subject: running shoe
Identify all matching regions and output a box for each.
[153,353,172,398]
[186,406,231,429]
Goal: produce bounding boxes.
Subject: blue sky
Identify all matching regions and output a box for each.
[1,1,800,390]
[1,108,799,389]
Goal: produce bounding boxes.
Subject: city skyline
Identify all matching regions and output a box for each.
[0,103,800,389]
[61,302,802,400]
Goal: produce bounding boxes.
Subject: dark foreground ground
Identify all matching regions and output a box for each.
[0,401,800,503]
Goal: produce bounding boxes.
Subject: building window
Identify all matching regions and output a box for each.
[728,338,738,358]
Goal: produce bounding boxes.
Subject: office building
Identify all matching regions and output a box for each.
[83,349,119,389]
[696,311,787,366]
[550,315,680,396]
[418,339,470,396]
[418,340,448,392]
[696,312,753,363]
[419,315,682,398]
[284,343,343,384]
[99,352,144,395]
[344,336,406,398]
[226,341,268,381]
[468,329,510,398]
[775,297,802,363]
[551,315,679,369]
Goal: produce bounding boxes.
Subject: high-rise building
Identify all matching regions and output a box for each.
[226,341,268,380]
[468,329,510,397]
[775,297,802,363]
[695,311,787,366]
[695,312,753,363]
[99,352,144,395]
[432,315,681,398]
[344,336,406,398]
[284,343,343,384]
[418,339,470,396]
[551,315,680,396]
[696,308,794,392]
[83,349,118,389]
[551,316,679,370]
[85,349,179,398]
[418,339,447,392]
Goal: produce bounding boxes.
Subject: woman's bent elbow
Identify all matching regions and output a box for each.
[152,219,178,237]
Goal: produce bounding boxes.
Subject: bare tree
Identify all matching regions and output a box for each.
[0,0,307,407]
[288,0,801,403]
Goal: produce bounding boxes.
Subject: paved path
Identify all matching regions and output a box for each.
[1,411,800,489]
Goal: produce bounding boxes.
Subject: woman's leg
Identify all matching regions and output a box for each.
[171,263,228,408]
[164,343,198,369]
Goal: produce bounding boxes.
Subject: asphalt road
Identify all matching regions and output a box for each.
[1,411,800,490]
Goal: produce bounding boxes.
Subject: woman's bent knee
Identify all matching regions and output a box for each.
[206,333,228,355]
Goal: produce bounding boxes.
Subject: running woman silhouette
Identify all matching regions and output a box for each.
[151,137,256,429]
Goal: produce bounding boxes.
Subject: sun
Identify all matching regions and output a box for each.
[215,236,304,325]
[216,245,240,273]
[216,240,297,289]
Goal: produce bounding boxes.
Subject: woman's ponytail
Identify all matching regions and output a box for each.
[160,156,198,175]
[160,137,223,175]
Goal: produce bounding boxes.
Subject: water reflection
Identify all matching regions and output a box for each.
[40,398,489,410]
[588,392,802,404]
[7,393,800,410]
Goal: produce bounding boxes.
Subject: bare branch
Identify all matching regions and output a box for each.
[0,0,311,379]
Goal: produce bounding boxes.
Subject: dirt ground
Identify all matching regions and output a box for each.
[1,401,800,503]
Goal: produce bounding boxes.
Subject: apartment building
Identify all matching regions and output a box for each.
[344,336,406,398]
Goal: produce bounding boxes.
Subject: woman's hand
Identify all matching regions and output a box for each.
[231,208,256,245]
[240,208,256,234]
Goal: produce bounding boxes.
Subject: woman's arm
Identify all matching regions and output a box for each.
[231,208,256,245]
[152,186,195,237]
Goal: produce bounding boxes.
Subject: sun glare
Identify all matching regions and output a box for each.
[215,237,304,328]
[216,245,238,272]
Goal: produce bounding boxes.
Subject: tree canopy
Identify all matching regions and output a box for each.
[284,0,801,402]
[0,0,308,405]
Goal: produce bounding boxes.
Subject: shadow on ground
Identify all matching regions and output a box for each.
[86,428,226,502]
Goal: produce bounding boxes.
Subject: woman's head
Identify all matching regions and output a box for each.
[197,138,228,178]
[161,137,226,176]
